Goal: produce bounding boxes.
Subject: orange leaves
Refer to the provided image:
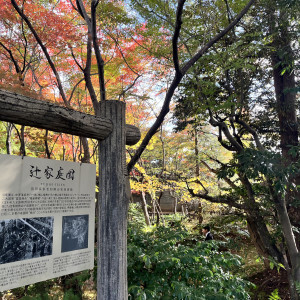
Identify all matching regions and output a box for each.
[0,0,163,107]
[0,0,18,24]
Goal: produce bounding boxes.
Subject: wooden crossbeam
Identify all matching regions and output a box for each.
[0,89,140,145]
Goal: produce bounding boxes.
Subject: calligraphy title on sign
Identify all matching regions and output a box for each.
[30,166,75,181]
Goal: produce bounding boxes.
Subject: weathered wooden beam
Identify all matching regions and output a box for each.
[0,89,141,145]
[125,124,141,146]
[98,101,128,299]
[0,89,113,140]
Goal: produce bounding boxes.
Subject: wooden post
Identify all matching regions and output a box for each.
[98,101,128,299]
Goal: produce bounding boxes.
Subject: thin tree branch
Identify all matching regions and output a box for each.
[11,0,70,108]
[91,0,106,101]
[20,6,28,74]
[201,160,238,189]
[70,46,84,71]
[105,30,140,76]
[208,108,244,152]
[118,74,141,101]
[235,117,265,151]
[75,0,90,23]
[69,0,79,12]
[186,181,244,209]
[0,42,21,75]
[182,0,255,73]
[173,0,186,73]
[84,34,100,111]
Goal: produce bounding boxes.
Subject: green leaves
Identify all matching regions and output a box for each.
[268,289,281,300]
[236,148,299,196]
[128,215,251,299]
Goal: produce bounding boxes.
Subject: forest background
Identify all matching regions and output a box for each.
[0,0,299,299]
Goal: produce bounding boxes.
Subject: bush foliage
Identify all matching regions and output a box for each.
[128,205,252,299]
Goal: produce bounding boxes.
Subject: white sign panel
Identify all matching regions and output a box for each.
[0,154,96,292]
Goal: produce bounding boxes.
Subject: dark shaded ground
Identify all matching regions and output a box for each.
[248,268,290,300]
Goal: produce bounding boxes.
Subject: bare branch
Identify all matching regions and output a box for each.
[20,7,28,74]
[67,77,85,102]
[83,34,100,112]
[70,47,84,71]
[208,108,244,152]
[75,0,89,22]
[127,70,183,172]
[70,0,100,111]
[182,0,255,73]
[224,0,233,23]
[191,178,209,195]
[186,181,244,209]
[69,0,79,12]
[91,0,106,101]
[235,117,265,151]
[74,0,103,108]
[118,74,141,101]
[204,153,226,167]
[0,42,21,75]
[201,160,238,189]
[172,0,186,73]
[105,30,140,76]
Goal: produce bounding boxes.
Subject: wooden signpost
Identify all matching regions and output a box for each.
[0,89,141,299]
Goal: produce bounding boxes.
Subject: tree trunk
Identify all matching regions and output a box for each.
[6,122,13,155]
[44,130,51,159]
[72,135,77,162]
[159,126,165,177]
[271,37,300,226]
[151,195,156,224]
[239,173,284,264]
[174,197,178,214]
[20,125,26,156]
[247,218,271,268]
[197,202,203,226]
[268,5,300,226]
[141,191,151,226]
[62,145,66,161]
[156,192,162,225]
[155,194,165,226]
[269,11,300,298]
[195,128,200,177]
[80,137,91,163]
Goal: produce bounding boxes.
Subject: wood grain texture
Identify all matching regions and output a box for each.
[0,89,112,140]
[98,101,128,299]
[125,124,141,146]
[0,89,141,145]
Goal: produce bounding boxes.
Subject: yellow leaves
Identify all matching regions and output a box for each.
[134,164,146,175]
[39,79,49,87]
[180,190,193,203]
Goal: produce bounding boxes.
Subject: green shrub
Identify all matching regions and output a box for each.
[128,220,252,299]
[268,289,281,300]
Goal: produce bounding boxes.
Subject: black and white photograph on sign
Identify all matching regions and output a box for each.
[0,217,54,265]
[61,215,89,253]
